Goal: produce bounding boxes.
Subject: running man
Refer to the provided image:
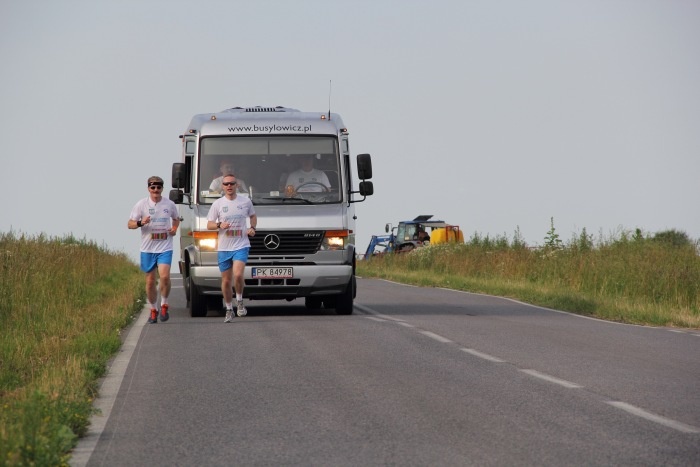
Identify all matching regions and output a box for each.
[207,173,257,322]
[128,176,180,324]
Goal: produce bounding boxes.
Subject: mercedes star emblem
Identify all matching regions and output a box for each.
[264,234,281,250]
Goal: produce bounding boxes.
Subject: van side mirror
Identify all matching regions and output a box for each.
[349,154,374,203]
[172,163,187,189]
[169,189,183,204]
[357,153,372,180]
[359,181,373,197]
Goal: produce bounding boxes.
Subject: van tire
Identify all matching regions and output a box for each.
[185,273,192,305]
[305,297,322,310]
[334,276,355,315]
[188,276,207,317]
[183,272,191,301]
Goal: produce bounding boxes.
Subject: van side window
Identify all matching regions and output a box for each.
[185,140,196,156]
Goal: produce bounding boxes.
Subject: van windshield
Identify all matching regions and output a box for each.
[197,135,342,205]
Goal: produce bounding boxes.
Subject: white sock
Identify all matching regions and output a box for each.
[236,294,243,302]
[225,302,233,310]
[161,297,168,306]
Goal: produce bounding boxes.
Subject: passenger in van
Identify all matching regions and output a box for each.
[210,159,248,193]
[285,154,330,193]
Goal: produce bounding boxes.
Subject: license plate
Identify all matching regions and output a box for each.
[252,267,293,278]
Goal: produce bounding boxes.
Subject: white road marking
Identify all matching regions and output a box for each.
[356,299,699,436]
[420,331,453,343]
[461,348,506,363]
[607,401,700,434]
[366,317,387,322]
[376,314,407,323]
[520,369,582,389]
[377,279,421,288]
[70,306,150,466]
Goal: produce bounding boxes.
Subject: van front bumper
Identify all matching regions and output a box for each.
[190,264,353,300]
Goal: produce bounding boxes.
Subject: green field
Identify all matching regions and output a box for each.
[358,227,700,329]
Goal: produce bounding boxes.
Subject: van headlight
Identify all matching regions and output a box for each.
[193,231,218,251]
[320,230,348,251]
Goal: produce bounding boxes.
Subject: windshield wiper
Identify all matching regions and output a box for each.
[259,197,314,205]
[280,197,314,204]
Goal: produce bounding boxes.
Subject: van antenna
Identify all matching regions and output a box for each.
[327,80,332,120]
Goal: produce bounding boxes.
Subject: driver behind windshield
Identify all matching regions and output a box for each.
[285,154,330,193]
[210,159,249,194]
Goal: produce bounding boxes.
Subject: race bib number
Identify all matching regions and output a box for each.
[151,232,168,240]
[226,229,243,237]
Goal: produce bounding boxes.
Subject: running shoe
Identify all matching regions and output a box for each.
[147,309,158,324]
[236,299,247,317]
[224,309,234,323]
[159,304,170,322]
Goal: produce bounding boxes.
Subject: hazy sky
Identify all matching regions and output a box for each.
[2,1,698,263]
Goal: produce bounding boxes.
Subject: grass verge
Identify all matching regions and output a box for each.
[0,232,144,466]
[358,231,700,329]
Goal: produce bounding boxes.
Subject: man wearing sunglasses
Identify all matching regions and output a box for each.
[128,176,180,324]
[206,174,257,323]
[209,159,248,194]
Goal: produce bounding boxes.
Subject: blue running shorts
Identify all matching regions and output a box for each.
[140,250,173,273]
[218,248,250,272]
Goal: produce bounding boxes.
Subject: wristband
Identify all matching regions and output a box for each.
[137,220,142,227]
[216,222,221,229]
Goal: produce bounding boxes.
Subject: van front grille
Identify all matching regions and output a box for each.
[249,231,323,255]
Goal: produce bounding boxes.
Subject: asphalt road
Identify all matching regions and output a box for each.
[72,275,700,466]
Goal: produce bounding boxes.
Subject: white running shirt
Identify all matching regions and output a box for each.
[130,197,179,253]
[285,168,330,192]
[207,195,256,252]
